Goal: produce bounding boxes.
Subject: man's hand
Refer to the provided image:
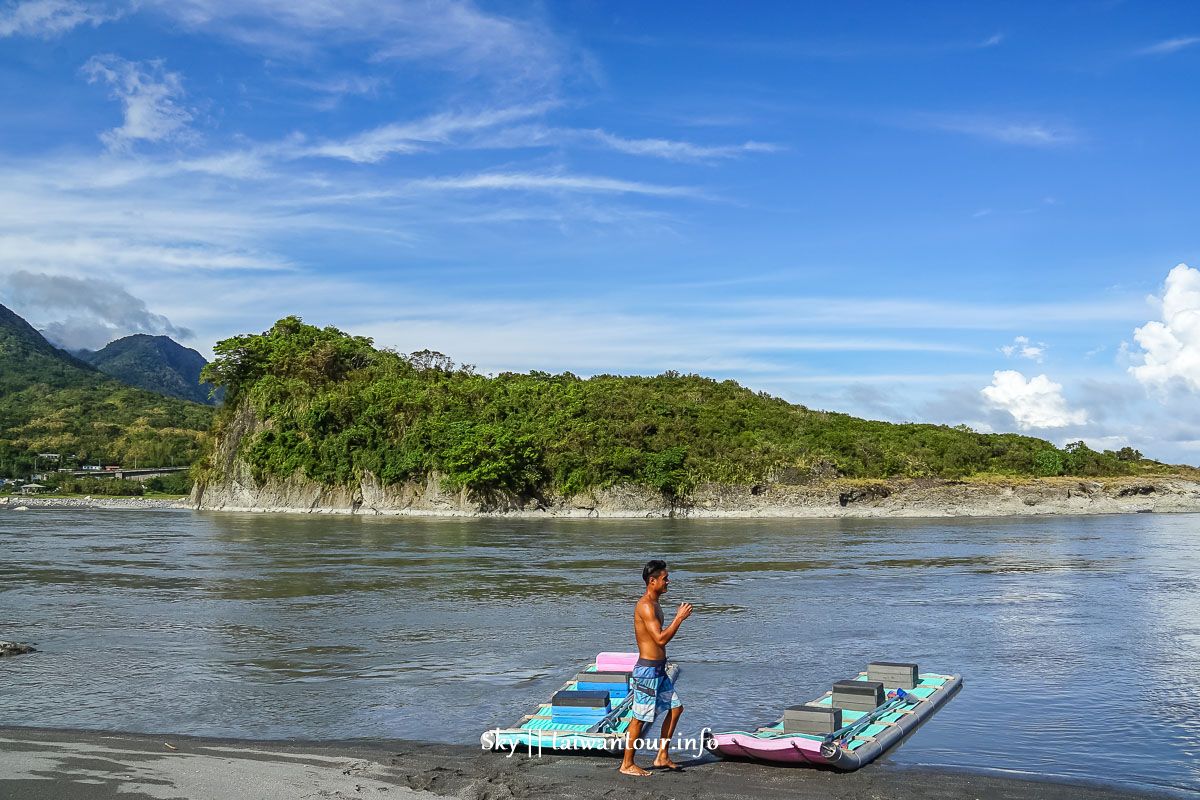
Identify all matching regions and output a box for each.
[674,602,693,622]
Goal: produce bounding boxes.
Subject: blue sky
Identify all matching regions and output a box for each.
[2,0,1200,463]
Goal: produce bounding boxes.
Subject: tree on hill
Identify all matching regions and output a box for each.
[198,317,1155,498]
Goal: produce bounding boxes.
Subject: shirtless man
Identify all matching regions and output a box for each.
[620,559,693,777]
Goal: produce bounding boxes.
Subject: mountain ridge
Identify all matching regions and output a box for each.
[78,334,220,405]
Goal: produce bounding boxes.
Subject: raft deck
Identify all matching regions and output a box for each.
[482,661,680,754]
[706,669,962,769]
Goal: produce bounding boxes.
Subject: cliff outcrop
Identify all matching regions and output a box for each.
[192,405,1200,518]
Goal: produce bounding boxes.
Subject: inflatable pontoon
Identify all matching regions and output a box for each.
[705,662,961,769]
[482,652,680,754]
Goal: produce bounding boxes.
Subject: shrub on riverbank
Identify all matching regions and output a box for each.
[53,476,145,496]
[198,317,1160,497]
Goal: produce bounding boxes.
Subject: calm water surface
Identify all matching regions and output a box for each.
[2,509,1198,794]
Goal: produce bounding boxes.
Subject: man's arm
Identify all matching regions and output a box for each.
[639,601,693,647]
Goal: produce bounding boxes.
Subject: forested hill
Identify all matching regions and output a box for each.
[0,303,215,475]
[79,334,221,405]
[197,317,1166,499]
[0,302,95,377]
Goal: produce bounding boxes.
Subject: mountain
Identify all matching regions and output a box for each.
[0,303,97,385]
[79,334,221,405]
[0,304,215,476]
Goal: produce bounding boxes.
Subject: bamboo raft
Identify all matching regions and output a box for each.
[481,653,680,754]
[705,666,962,769]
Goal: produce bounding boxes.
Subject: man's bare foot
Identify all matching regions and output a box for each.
[619,764,652,777]
[652,754,682,771]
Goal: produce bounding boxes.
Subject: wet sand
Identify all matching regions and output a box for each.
[0,726,1185,800]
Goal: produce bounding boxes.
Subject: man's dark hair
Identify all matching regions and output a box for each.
[643,559,667,584]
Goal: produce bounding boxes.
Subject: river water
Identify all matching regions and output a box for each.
[2,509,1198,794]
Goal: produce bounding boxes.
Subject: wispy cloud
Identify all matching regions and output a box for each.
[918,114,1076,146]
[285,73,388,110]
[146,0,567,91]
[1136,36,1200,56]
[722,296,1145,330]
[617,33,1010,60]
[299,104,554,163]
[405,171,702,198]
[0,234,294,272]
[83,55,195,150]
[291,106,777,166]
[575,129,779,162]
[465,123,780,163]
[0,0,117,37]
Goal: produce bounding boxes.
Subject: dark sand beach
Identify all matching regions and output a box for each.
[0,726,1185,800]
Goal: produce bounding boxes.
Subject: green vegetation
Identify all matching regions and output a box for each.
[21,472,196,496]
[79,334,221,406]
[0,304,215,478]
[199,317,1167,499]
[50,476,148,496]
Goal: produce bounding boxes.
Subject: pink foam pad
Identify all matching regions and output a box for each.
[596,652,639,671]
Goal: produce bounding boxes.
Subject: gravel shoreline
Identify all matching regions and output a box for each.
[2,497,186,510]
[0,726,1189,800]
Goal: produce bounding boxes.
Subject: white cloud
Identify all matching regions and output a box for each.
[404,171,701,198]
[1000,334,1045,362]
[981,370,1088,429]
[1130,263,1200,394]
[1137,36,1200,56]
[579,130,779,162]
[293,106,778,167]
[726,296,1146,330]
[917,114,1076,146]
[0,0,116,37]
[300,104,554,163]
[286,74,387,110]
[83,55,194,150]
[0,234,293,272]
[146,0,564,90]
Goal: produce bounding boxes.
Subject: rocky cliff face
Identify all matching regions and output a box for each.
[193,405,1200,518]
[191,402,613,516]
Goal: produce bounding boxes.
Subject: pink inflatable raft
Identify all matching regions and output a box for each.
[705,663,962,770]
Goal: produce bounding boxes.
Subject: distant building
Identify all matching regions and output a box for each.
[21,483,47,494]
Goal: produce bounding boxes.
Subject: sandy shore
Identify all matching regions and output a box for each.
[0,726,1185,800]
